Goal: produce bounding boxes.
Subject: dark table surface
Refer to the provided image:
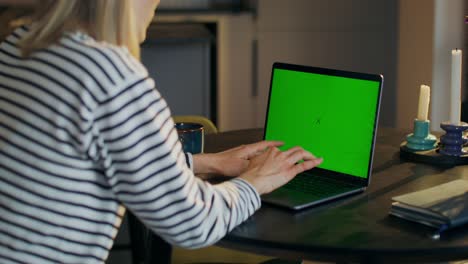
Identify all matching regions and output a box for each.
[205,127,468,263]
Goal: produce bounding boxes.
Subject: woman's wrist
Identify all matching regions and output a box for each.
[192,153,222,175]
[239,171,264,195]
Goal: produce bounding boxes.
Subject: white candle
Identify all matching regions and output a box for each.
[417,85,430,121]
[450,49,462,124]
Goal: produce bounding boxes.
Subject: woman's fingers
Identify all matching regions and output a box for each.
[243,141,284,159]
[283,147,323,176]
[252,141,284,151]
[284,146,316,164]
[239,143,323,195]
[293,158,323,175]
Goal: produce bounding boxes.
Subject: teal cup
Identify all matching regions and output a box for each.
[175,122,204,154]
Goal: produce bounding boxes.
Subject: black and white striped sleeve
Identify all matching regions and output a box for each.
[184,152,193,170]
[93,74,261,248]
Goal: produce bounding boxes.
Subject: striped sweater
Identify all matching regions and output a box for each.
[0,26,260,263]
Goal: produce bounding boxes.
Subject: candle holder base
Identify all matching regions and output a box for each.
[400,142,468,167]
[439,122,468,156]
[405,119,437,151]
[399,121,468,166]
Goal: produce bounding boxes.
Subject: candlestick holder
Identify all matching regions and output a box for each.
[405,119,437,151]
[400,121,468,167]
[439,122,468,156]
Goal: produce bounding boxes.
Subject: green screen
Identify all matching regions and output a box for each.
[265,68,380,178]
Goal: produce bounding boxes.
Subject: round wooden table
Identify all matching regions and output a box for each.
[206,128,468,263]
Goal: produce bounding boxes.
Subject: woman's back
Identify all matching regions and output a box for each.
[0,1,324,263]
[0,26,151,263]
[0,24,263,263]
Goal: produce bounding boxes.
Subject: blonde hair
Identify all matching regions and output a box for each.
[20,0,140,58]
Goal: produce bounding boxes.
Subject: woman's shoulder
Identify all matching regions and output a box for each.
[2,26,152,97]
[60,31,149,80]
[54,31,154,99]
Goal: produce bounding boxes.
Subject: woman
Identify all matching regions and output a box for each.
[0,0,323,263]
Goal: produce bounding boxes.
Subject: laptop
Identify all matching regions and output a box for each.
[261,62,383,210]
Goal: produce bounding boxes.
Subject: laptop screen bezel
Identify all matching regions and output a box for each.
[262,62,384,188]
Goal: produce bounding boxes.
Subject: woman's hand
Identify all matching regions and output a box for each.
[192,141,284,176]
[240,146,323,195]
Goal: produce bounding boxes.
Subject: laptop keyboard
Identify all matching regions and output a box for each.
[283,173,359,196]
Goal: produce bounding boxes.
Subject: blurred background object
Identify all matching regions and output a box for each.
[0,0,35,5]
[157,0,252,12]
[0,0,34,41]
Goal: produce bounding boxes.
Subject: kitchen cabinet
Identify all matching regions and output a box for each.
[141,24,214,120]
